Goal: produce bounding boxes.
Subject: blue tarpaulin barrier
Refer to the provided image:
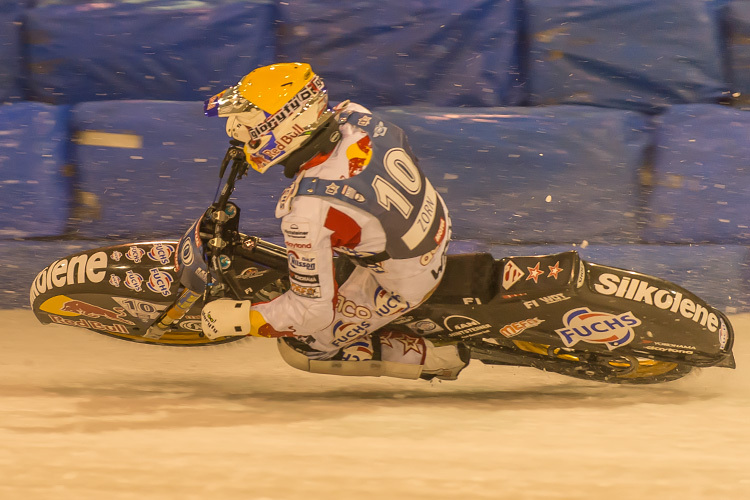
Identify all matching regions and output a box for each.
[0,102,70,238]
[276,0,525,108]
[0,2,22,102]
[725,0,750,104]
[25,1,276,104]
[642,104,750,244]
[376,105,651,244]
[70,100,289,240]
[525,0,729,113]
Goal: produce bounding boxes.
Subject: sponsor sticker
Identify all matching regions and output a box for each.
[237,267,268,279]
[125,246,146,263]
[502,261,524,290]
[148,243,175,265]
[719,318,729,350]
[30,252,108,304]
[179,240,195,268]
[177,319,203,332]
[500,317,544,338]
[525,262,545,283]
[112,297,167,322]
[444,315,492,338]
[576,260,586,288]
[247,76,324,140]
[147,268,173,296]
[290,272,320,285]
[39,295,134,325]
[547,261,564,279]
[346,135,372,176]
[290,283,322,298]
[332,320,371,347]
[642,341,696,355]
[523,293,571,309]
[593,273,720,333]
[288,250,317,272]
[373,287,410,317]
[555,307,640,350]
[404,318,444,335]
[48,314,130,335]
[281,220,310,240]
[337,295,372,320]
[373,121,388,138]
[124,270,144,292]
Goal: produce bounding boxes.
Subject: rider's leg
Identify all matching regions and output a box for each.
[277,332,470,380]
[277,266,470,380]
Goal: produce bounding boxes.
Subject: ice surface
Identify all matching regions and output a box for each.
[1,309,748,500]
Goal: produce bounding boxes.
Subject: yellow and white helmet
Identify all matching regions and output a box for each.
[204,63,332,174]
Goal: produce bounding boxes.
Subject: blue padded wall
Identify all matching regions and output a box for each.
[0,2,22,102]
[70,100,287,240]
[25,1,276,104]
[526,0,729,113]
[725,0,750,104]
[277,0,525,107]
[0,102,70,238]
[376,105,651,244]
[642,104,750,244]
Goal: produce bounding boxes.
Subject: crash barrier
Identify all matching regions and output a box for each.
[0,102,70,239]
[643,105,750,244]
[5,0,750,110]
[380,106,650,244]
[18,0,526,107]
[726,1,750,105]
[24,1,276,104]
[1,101,748,244]
[69,100,283,240]
[0,2,22,102]
[68,103,652,243]
[525,0,729,113]
[275,0,524,107]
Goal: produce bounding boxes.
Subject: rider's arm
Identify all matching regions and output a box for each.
[250,196,338,337]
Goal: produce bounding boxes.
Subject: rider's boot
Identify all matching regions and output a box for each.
[420,342,471,381]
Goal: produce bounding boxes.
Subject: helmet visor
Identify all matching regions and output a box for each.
[204,85,256,118]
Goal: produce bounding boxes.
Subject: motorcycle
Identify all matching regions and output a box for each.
[30,144,736,384]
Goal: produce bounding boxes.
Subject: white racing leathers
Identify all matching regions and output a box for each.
[251,104,454,378]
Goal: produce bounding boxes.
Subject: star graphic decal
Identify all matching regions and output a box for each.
[380,331,424,355]
[526,262,544,283]
[548,261,564,279]
[325,183,340,195]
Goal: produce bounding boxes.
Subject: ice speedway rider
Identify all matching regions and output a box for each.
[200,62,470,380]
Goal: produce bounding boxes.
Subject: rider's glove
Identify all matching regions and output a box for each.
[201,298,252,339]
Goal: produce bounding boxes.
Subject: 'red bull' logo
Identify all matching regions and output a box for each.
[61,300,135,325]
[39,295,135,325]
[555,307,640,350]
[346,136,372,176]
